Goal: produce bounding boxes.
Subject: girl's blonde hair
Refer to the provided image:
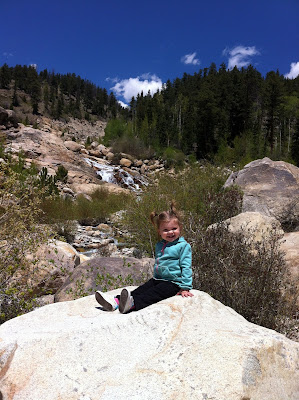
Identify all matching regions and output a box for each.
[150,200,182,230]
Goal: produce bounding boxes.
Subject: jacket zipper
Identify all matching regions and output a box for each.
[156,241,168,273]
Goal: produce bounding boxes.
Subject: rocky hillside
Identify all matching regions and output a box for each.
[0,106,165,196]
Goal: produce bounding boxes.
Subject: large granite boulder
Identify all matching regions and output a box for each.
[11,240,81,298]
[0,106,18,128]
[54,256,154,302]
[280,232,299,303]
[0,289,298,400]
[211,211,284,242]
[224,158,299,222]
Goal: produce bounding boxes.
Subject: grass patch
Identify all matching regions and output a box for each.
[40,187,132,241]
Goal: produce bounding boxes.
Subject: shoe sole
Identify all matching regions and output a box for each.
[95,291,114,311]
[119,289,130,314]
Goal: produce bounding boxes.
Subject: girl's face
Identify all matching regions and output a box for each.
[158,219,181,242]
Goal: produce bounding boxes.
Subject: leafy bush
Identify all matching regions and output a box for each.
[277,198,299,232]
[112,134,155,159]
[66,260,150,299]
[55,165,68,183]
[41,187,132,228]
[163,147,185,168]
[103,119,128,145]
[185,220,296,332]
[0,165,51,323]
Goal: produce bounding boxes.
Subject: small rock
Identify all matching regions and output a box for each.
[120,158,132,168]
[106,152,115,161]
[64,141,84,152]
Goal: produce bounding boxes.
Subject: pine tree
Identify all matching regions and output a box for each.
[0,63,11,89]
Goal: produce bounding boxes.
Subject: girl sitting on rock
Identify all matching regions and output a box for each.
[95,201,193,313]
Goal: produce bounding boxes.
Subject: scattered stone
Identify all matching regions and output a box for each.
[120,157,132,168]
[9,240,81,298]
[134,159,143,167]
[62,187,74,196]
[64,140,84,152]
[140,164,147,174]
[106,151,114,161]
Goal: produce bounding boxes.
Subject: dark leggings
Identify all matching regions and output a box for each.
[117,278,180,311]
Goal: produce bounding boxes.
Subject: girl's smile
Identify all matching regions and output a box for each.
[158,219,181,242]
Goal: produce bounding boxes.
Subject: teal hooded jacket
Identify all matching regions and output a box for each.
[153,236,192,290]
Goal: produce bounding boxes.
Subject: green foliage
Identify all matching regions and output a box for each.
[111,133,155,159]
[0,64,126,121]
[41,187,131,228]
[163,147,186,168]
[55,165,68,183]
[186,221,296,331]
[122,164,235,255]
[36,167,59,196]
[103,119,129,145]
[65,259,150,299]
[0,164,51,323]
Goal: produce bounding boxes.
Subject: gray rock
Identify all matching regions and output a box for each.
[120,157,132,168]
[0,290,298,400]
[215,211,284,242]
[224,158,299,221]
[64,140,84,152]
[54,256,153,302]
[0,106,18,128]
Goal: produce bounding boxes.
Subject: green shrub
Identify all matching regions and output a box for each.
[55,165,68,183]
[112,134,155,159]
[104,119,128,145]
[185,220,296,332]
[0,166,51,323]
[163,147,185,168]
[41,187,132,228]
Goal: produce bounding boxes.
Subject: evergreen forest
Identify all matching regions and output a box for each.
[1,62,299,166]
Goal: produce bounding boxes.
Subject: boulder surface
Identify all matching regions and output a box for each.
[224,157,299,219]
[54,256,153,302]
[0,289,298,400]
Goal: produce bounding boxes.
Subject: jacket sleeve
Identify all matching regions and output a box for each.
[179,243,192,290]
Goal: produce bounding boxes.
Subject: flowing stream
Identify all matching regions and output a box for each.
[84,158,147,191]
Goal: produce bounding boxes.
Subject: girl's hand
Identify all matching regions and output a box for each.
[177,290,194,297]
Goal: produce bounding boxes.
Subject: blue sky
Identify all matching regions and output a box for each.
[1,0,299,106]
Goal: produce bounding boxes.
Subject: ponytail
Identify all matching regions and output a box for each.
[150,200,182,230]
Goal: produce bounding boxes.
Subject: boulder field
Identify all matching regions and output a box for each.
[0,289,298,400]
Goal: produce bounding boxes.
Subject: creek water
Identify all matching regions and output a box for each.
[84,158,147,191]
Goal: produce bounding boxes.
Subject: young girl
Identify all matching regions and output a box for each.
[95,201,193,314]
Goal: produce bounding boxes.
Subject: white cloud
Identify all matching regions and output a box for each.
[118,100,129,109]
[3,52,13,58]
[110,74,163,103]
[181,52,200,66]
[284,62,299,79]
[223,46,260,70]
[30,63,37,69]
[105,77,119,83]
